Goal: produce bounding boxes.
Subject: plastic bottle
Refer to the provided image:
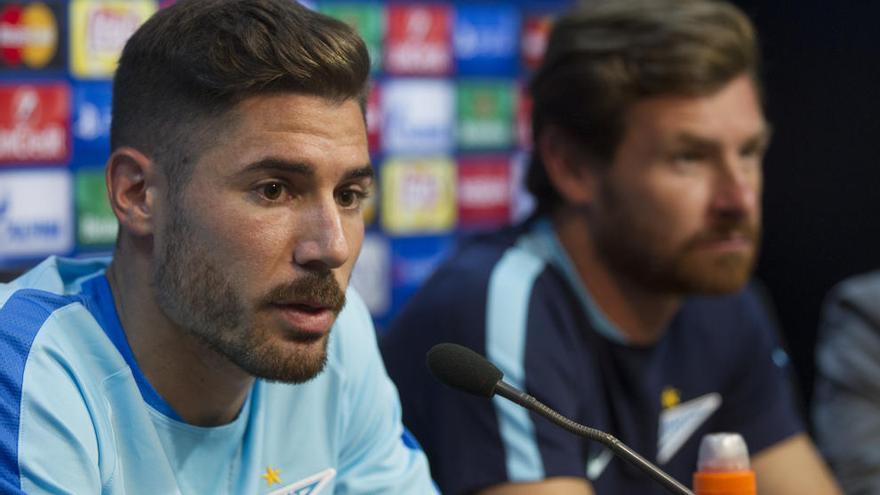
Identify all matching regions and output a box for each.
[693,433,757,495]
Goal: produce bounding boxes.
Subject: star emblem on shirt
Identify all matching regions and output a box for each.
[262,466,282,486]
[661,386,681,409]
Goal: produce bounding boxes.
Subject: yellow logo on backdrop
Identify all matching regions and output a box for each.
[70,0,157,78]
[381,157,456,234]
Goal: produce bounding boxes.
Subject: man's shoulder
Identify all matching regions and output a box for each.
[0,257,100,359]
[831,270,880,298]
[442,226,528,275]
[823,270,880,327]
[815,272,880,368]
[2,256,110,296]
[407,225,558,310]
[1,257,125,393]
[0,260,129,481]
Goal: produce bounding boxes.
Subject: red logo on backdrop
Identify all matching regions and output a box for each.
[0,83,69,164]
[0,4,27,66]
[384,5,452,75]
[0,2,59,70]
[366,84,381,153]
[522,14,553,70]
[458,157,512,229]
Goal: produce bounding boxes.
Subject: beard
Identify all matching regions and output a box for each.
[151,209,346,384]
[590,180,760,296]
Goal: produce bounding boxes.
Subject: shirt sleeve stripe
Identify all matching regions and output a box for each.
[486,247,546,482]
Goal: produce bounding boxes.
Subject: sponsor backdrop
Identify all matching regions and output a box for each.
[0,0,571,330]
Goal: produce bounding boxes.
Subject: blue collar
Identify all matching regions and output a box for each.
[79,273,183,420]
[520,218,628,344]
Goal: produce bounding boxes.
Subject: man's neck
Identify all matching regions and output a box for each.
[106,247,253,426]
[552,211,682,345]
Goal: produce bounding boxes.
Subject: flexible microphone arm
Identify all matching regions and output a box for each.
[427,343,694,495]
[494,381,694,495]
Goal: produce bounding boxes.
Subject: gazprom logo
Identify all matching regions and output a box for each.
[381,79,453,154]
[0,192,9,220]
[0,169,72,258]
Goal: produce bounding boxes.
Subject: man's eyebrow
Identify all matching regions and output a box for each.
[235,159,374,181]
[342,165,374,182]
[745,124,774,148]
[673,124,773,149]
[237,158,314,177]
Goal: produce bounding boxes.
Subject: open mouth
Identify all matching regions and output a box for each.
[285,303,329,314]
[271,302,335,337]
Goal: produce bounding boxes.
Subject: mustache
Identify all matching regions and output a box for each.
[261,270,346,315]
[686,219,760,247]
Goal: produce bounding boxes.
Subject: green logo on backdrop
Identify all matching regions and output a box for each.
[75,169,118,247]
[457,81,513,150]
[320,3,383,73]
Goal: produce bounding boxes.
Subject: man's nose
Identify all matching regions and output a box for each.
[711,158,760,217]
[293,200,350,270]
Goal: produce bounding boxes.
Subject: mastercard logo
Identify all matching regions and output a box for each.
[0,3,58,69]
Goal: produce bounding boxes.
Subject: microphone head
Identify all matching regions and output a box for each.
[426,343,503,398]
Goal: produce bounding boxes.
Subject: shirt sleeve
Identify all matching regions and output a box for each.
[333,289,438,495]
[0,298,102,494]
[813,275,880,495]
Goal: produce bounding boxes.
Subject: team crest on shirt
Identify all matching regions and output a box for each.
[586,446,614,481]
[265,467,336,495]
[657,392,722,464]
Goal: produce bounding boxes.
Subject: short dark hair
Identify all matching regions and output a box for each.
[527,0,760,213]
[111,0,370,195]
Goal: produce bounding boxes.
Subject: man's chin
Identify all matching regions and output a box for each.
[671,253,755,294]
[233,333,330,384]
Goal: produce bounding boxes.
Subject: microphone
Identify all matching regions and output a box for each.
[426,343,695,495]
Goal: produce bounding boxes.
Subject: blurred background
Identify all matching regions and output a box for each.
[1,0,879,420]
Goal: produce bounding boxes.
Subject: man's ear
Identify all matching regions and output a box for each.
[105,147,158,237]
[538,126,601,207]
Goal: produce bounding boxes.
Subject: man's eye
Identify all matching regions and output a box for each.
[740,144,766,161]
[672,150,706,164]
[337,189,366,209]
[259,182,285,201]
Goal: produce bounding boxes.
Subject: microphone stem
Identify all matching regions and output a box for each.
[494,381,695,495]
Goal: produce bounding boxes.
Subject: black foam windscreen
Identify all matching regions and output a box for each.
[426,343,503,398]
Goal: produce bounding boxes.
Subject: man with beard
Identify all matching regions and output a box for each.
[381,1,841,494]
[0,1,436,494]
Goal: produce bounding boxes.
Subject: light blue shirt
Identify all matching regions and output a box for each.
[0,256,437,494]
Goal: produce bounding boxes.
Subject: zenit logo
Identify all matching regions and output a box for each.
[0,3,57,69]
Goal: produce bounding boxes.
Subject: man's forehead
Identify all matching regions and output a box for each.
[183,93,369,180]
[625,78,766,140]
[227,93,365,130]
